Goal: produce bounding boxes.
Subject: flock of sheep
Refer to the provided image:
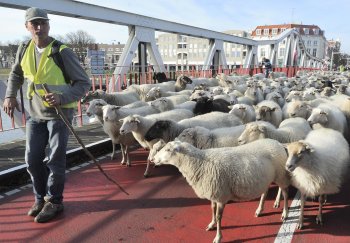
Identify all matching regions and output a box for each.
[82,70,350,243]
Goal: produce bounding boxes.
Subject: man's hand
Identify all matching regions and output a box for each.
[43,93,61,107]
[3,97,21,118]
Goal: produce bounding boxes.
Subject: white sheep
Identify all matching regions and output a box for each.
[82,89,140,105]
[86,99,136,162]
[145,86,192,100]
[150,97,194,112]
[238,117,312,144]
[176,125,245,149]
[86,99,107,124]
[153,139,289,243]
[119,109,194,177]
[229,103,256,124]
[254,100,283,127]
[101,104,160,166]
[127,81,176,101]
[284,128,350,229]
[144,112,243,143]
[307,103,348,136]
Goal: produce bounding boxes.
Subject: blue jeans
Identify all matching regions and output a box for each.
[25,117,70,204]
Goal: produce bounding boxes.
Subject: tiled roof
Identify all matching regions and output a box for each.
[251,23,323,37]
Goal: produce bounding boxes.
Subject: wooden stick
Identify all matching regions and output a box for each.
[42,83,129,195]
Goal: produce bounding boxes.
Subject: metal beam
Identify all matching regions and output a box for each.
[0,0,324,70]
[0,0,256,46]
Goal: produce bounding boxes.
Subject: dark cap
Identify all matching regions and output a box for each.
[25,7,49,22]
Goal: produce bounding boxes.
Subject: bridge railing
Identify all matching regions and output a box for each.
[0,64,319,136]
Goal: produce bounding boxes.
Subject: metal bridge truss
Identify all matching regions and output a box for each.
[0,0,324,89]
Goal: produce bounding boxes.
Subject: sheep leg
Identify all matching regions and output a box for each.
[213,202,225,243]
[144,153,152,178]
[206,201,217,231]
[255,189,268,217]
[125,145,131,167]
[110,142,116,160]
[316,194,324,225]
[281,187,289,221]
[120,144,127,165]
[297,193,306,230]
[273,187,282,208]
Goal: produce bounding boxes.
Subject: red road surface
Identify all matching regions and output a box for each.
[0,148,349,243]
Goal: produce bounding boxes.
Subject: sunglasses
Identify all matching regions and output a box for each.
[30,20,49,26]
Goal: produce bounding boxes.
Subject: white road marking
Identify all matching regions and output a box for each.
[274,191,301,243]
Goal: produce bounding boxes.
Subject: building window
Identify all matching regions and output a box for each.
[281,28,286,32]
[314,29,319,35]
[304,28,309,35]
[263,29,269,35]
[307,40,311,46]
[260,48,266,57]
[307,48,311,54]
[272,28,278,35]
[256,29,261,35]
[312,48,317,57]
[313,40,318,46]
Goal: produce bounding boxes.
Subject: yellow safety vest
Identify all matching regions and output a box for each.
[21,40,76,108]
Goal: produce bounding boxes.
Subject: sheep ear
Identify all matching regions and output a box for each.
[119,118,124,123]
[258,125,266,133]
[282,143,289,154]
[228,105,233,109]
[304,143,314,153]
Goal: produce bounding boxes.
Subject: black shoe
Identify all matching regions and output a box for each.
[34,202,64,223]
[27,202,45,217]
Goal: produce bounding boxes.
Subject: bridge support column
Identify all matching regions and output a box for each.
[110,26,166,90]
[203,39,228,76]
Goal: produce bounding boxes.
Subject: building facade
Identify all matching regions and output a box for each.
[251,24,327,66]
[156,30,250,71]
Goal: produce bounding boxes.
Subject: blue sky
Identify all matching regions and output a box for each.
[0,0,348,53]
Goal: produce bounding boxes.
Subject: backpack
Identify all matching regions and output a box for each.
[20,39,70,84]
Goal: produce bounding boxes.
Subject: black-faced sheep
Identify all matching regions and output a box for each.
[193,97,231,115]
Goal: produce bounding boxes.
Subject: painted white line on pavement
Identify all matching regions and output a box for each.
[274,191,301,243]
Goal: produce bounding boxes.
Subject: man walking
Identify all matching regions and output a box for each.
[3,7,91,223]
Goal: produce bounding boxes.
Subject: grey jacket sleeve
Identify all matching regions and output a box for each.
[59,47,91,105]
[5,43,25,98]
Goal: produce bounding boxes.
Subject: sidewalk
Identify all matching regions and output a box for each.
[0,122,112,192]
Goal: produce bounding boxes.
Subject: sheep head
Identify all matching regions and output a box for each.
[153,140,183,166]
[284,141,314,172]
[238,123,266,145]
[307,108,328,126]
[119,115,140,134]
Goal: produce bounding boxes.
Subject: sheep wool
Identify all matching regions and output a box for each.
[154,139,289,243]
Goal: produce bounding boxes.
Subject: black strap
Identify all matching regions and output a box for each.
[47,40,70,84]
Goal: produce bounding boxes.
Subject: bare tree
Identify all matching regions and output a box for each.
[64,30,95,65]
